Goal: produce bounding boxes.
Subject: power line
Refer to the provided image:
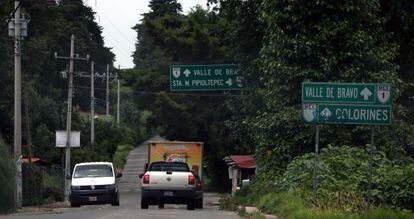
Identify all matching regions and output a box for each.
[100,11,133,43]
[103,30,133,60]
[73,85,245,97]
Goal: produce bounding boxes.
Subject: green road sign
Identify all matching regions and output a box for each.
[302,82,392,105]
[169,64,245,91]
[302,103,392,125]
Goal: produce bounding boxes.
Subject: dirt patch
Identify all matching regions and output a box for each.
[16,202,69,214]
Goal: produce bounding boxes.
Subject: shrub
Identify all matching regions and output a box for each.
[42,171,63,202]
[112,144,135,169]
[0,137,15,213]
[22,164,44,206]
[277,145,414,211]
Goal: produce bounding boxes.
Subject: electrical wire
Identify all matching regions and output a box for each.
[73,85,245,97]
[100,10,133,43]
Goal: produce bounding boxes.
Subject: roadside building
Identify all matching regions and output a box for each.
[223,155,257,195]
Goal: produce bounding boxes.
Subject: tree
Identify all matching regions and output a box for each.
[247,0,405,173]
[0,137,15,213]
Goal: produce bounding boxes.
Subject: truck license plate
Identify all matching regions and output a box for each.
[164,191,173,197]
[89,196,97,202]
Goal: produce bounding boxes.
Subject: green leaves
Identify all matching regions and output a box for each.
[0,137,15,213]
[274,145,414,211]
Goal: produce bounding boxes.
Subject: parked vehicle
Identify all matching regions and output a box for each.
[139,161,203,210]
[69,162,122,207]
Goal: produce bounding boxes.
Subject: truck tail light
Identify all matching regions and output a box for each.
[188,175,195,185]
[143,174,150,184]
[196,180,202,190]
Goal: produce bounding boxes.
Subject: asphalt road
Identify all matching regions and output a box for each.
[1,136,239,219]
[2,191,239,219]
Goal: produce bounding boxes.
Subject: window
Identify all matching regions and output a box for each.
[149,162,189,172]
[74,164,113,178]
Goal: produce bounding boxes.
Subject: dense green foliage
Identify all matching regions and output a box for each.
[129,0,254,189]
[0,137,15,213]
[0,0,142,208]
[275,146,414,211]
[1,0,414,213]
[112,144,135,169]
[221,189,414,219]
[210,0,414,213]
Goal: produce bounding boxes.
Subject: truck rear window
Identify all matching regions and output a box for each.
[149,162,190,172]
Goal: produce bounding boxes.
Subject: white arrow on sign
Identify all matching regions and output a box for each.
[360,87,373,100]
[226,79,232,86]
[183,69,191,77]
[320,108,332,119]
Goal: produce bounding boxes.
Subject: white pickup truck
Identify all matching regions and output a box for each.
[139,161,203,210]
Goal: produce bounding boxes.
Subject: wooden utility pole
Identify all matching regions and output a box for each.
[55,35,89,202]
[24,94,32,164]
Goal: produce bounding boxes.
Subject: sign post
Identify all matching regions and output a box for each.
[169,64,245,91]
[368,126,374,209]
[301,82,392,208]
[312,125,320,204]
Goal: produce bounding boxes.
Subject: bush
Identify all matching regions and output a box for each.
[229,189,414,219]
[22,164,44,206]
[0,137,15,213]
[42,171,63,202]
[112,144,135,169]
[277,145,414,211]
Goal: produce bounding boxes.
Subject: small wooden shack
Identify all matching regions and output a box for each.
[223,155,257,195]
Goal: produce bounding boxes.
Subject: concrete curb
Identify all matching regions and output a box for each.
[240,206,280,219]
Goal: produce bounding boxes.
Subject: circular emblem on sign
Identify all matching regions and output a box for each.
[172,67,181,78]
[376,85,391,104]
[303,104,317,122]
[91,185,95,190]
[167,177,171,181]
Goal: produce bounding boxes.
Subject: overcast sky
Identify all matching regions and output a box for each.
[84,0,208,69]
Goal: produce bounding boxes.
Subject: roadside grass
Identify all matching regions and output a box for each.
[42,173,63,203]
[221,188,414,219]
[112,144,135,169]
[0,138,15,213]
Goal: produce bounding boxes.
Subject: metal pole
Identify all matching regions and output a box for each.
[14,0,22,208]
[64,34,75,202]
[24,94,32,164]
[91,61,95,145]
[367,126,374,209]
[117,73,120,127]
[106,64,109,122]
[312,125,320,204]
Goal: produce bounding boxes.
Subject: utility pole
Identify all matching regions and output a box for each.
[104,64,117,122]
[106,64,110,122]
[24,94,32,164]
[91,61,95,145]
[55,35,89,202]
[14,0,22,208]
[8,0,29,206]
[73,66,106,145]
[117,65,120,127]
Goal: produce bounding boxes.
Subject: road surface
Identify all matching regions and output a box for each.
[1,136,239,219]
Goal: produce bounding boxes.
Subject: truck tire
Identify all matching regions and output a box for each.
[111,193,120,206]
[187,199,195,210]
[158,202,164,209]
[141,198,149,209]
[196,197,203,209]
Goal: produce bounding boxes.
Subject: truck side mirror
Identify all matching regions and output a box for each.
[144,163,148,172]
[66,175,72,180]
[116,172,123,178]
[139,173,144,178]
